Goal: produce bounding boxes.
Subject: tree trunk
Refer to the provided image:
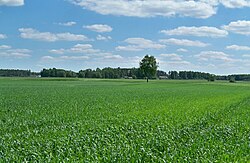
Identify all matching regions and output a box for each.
[147,77,148,83]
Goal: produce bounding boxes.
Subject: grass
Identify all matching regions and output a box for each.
[0,78,249,162]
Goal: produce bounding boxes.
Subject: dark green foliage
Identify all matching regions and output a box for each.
[217,74,250,81]
[229,76,236,83]
[169,71,179,79]
[208,75,216,82]
[0,69,31,77]
[170,71,212,80]
[139,55,158,82]
[78,67,144,79]
[40,68,77,78]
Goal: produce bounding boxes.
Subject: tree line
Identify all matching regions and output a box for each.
[168,71,212,80]
[217,74,250,81]
[1,68,250,81]
[41,67,144,79]
[0,69,31,77]
[39,68,215,80]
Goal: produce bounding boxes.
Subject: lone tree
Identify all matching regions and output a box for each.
[139,55,158,82]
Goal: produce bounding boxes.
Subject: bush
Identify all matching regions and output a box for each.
[132,75,137,79]
[229,76,236,83]
[208,75,215,82]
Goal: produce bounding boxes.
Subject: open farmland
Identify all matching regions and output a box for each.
[0,78,249,162]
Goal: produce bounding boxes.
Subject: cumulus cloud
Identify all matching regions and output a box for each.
[0,34,7,39]
[159,38,209,47]
[116,38,165,51]
[0,45,11,49]
[177,48,188,52]
[49,49,65,55]
[19,28,89,42]
[70,0,218,19]
[226,45,250,51]
[0,46,31,59]
[243,54,250,57]
[84,24,113,33]
[96,34,112,41]
[0,52,30,58]
[58,21,76,26]
[160,53,183,61]
[161,26,228,37]
[69,0,250,19]
[0,0,24,6]
[7,48,31,53]
[158,53,192,68]
[49,44,100,54]
[220,0,250,8]
[163,60,191,65]
[195,51,234,62]
[222,20,250,35]
[103,55,123,60]
[41,55,90,62]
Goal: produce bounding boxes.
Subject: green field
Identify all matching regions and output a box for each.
[0,78,249,162]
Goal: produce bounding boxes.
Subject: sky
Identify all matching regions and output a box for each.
[0,0,250,75]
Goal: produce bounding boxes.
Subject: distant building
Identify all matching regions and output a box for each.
[159,76,168,80]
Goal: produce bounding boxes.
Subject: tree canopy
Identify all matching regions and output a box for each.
[139,55,158,82]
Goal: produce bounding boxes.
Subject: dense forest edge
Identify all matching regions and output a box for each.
[0,68,250,81]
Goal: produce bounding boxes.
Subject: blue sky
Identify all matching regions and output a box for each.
[1,0,250,74]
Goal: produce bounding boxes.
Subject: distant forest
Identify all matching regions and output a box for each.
[0,68,250,81]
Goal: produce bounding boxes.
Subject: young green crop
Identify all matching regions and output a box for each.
[0,78,249,162]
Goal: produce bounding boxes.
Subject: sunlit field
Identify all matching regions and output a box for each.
[0,78,249,162]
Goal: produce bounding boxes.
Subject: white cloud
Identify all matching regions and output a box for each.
[58,21,76,26]
[161,26,228,37]
[226,45,250,51]
[0,34,7,39]
[0,46,31,59]
[7,48,31,53]
[84,24,113,33]
[116,38,166,51]
[177,48,188,52]
[70,0,217,19]
[69,0,250,20]
[70,44,100,53]
[41,55,90,62]
[115,45,143,52]
[0,45,11,49]
[0,52,29,58]
[164,60,191,65]
[159,59,192,71]
[220,0,250,8]
[159,38,209,47]
[49,44,100,54]
[60,56,90,60]
[0,0,24,6]
[0,52,30,58]
[42,52,123,63]
[96,34,112,41]
[160,53,183,61]
[222,20,250,35]
[41,56,54,60]
[158,53,193,69]
[49,49,65,55]
[103,54,123,59]
[243,54,250,57]
[195,51,233,62]
[19,28,89,42]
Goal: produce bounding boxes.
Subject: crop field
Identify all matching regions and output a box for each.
[0,78,249,162]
